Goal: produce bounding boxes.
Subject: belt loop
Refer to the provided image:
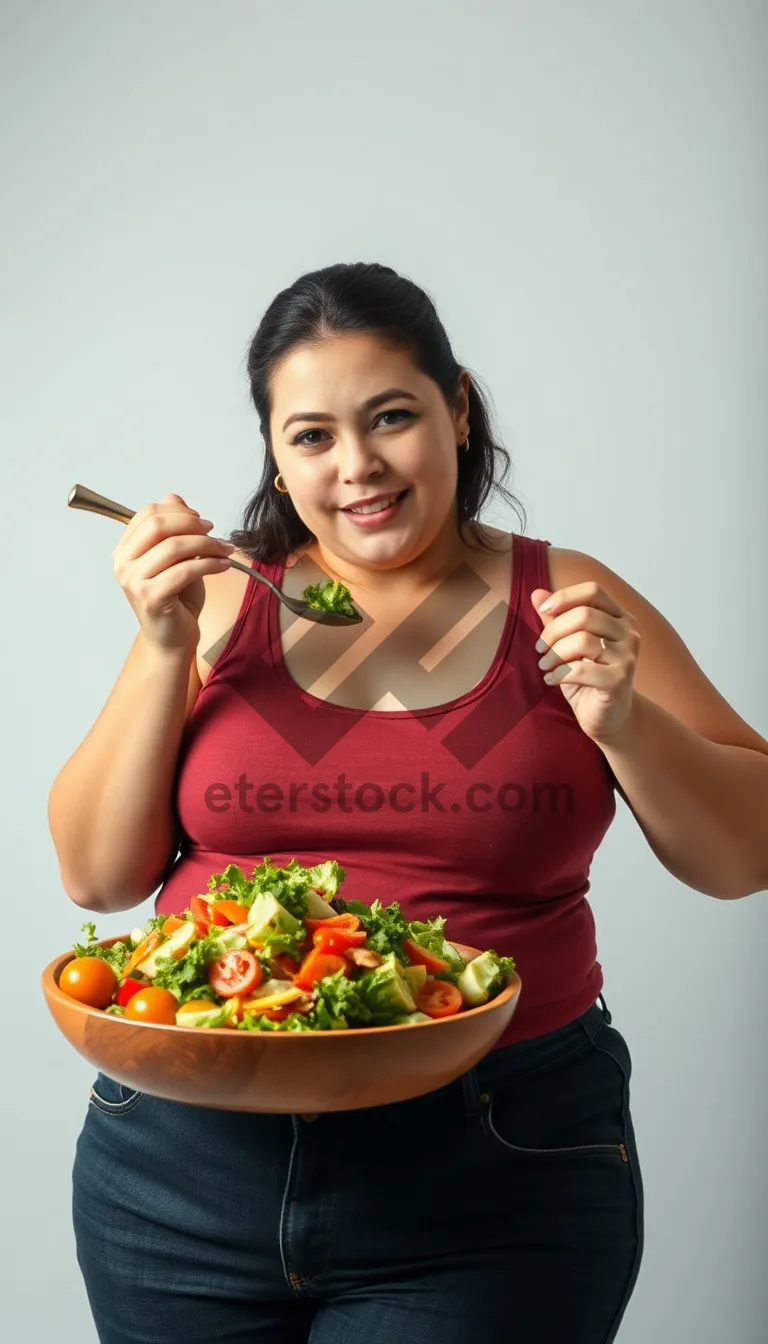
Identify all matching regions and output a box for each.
[599,993,612,1025]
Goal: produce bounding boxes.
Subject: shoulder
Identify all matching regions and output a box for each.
[545,544,624,595]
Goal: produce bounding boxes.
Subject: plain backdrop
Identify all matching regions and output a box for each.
[2,2,766,1340]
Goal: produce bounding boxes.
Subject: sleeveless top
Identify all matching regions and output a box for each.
[156,533,617,1048]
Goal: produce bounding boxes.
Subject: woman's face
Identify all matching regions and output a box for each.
[267,333,470,575]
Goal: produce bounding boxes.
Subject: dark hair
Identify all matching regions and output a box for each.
[229,262,527,562]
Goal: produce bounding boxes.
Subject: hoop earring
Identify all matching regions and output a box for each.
[274,473,289,494]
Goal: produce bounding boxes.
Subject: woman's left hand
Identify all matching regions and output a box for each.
[531,582,641,746]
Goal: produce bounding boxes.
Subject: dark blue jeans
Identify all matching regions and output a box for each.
[72,997,643,1343]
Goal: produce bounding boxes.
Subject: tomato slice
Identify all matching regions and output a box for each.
[415,979,463,1019]
[210,899,250,926]
[402,938,450,975]
[304,913,361,933]
[207,950,262,999]
[293,948,350,991]
[191,894,214,935]
[312,925,367,954]
[115,977,146,1007]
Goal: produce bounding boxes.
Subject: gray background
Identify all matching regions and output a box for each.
[3,1,766,1339]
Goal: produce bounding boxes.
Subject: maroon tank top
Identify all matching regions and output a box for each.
[156,534,617,1047]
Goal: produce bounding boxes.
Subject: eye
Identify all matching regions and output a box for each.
[374,409,414,428]
[290,409,415,448]
[291,429,327,448]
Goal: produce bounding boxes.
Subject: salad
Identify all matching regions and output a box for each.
[58,857,515,1032]
[301,578,360,619]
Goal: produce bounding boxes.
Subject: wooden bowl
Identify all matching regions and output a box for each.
[41,937,521,1113]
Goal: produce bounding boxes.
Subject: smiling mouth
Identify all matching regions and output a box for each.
[341,489,409,515]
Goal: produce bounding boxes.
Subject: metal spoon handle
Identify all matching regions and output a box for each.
[68,484,135,524]
[66,482,362,625]
[68,482,263,583]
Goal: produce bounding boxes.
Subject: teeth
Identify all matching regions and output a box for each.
[348,493,401,515]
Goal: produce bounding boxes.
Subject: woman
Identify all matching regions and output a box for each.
[50,262,768,1344]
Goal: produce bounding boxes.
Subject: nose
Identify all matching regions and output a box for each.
[335,433,385,483]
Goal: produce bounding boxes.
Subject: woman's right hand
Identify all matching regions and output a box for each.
[111,493,235,652]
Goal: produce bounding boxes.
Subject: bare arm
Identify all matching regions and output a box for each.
[48,490,235,912]
[47,633,202,912]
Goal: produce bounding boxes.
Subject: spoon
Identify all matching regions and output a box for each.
[67,484,363,626]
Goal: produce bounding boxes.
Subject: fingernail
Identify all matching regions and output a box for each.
[535,637,548,653]
[199,518,214,529]
[540,598,554,612]
[219,540,235,551]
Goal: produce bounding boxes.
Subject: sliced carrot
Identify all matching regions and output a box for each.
[121,930,162,980]
[211,899,251,926]
[304,913,361,932]
[293,948,350,991]
[160,916,186,935]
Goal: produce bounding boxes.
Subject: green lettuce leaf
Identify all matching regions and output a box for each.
[151,927,225,1003]
[142,914,172,936]
[238,1011,316,1033]
[407,915,447,956]
[258,927,309,963]
[205,856,345,922]
[73,922,132,976]
[205,862,255,905]
[301,579,359,618]
[333,898,409,963]
[310,969,375,1029]
[306,859,346,899]
[406,916,467,983]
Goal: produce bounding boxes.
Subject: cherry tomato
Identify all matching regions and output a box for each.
[402,938,450,975]
[121,930,162,980]
[293,948,350,991]
[207,950,262,999]
[312,926,367,954]
[115,977,145,1007]
[415,979,463,1019]
[123,986,178,1025]
[210,899,250,926]
[60,956,118,1009]
[304,913,361,933]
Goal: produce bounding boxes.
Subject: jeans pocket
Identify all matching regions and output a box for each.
[477,1025,631,1165]
[481,1095,630,1163]
[89,1071,144,1117]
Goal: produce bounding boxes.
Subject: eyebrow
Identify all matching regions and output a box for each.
[281,387,420,433]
